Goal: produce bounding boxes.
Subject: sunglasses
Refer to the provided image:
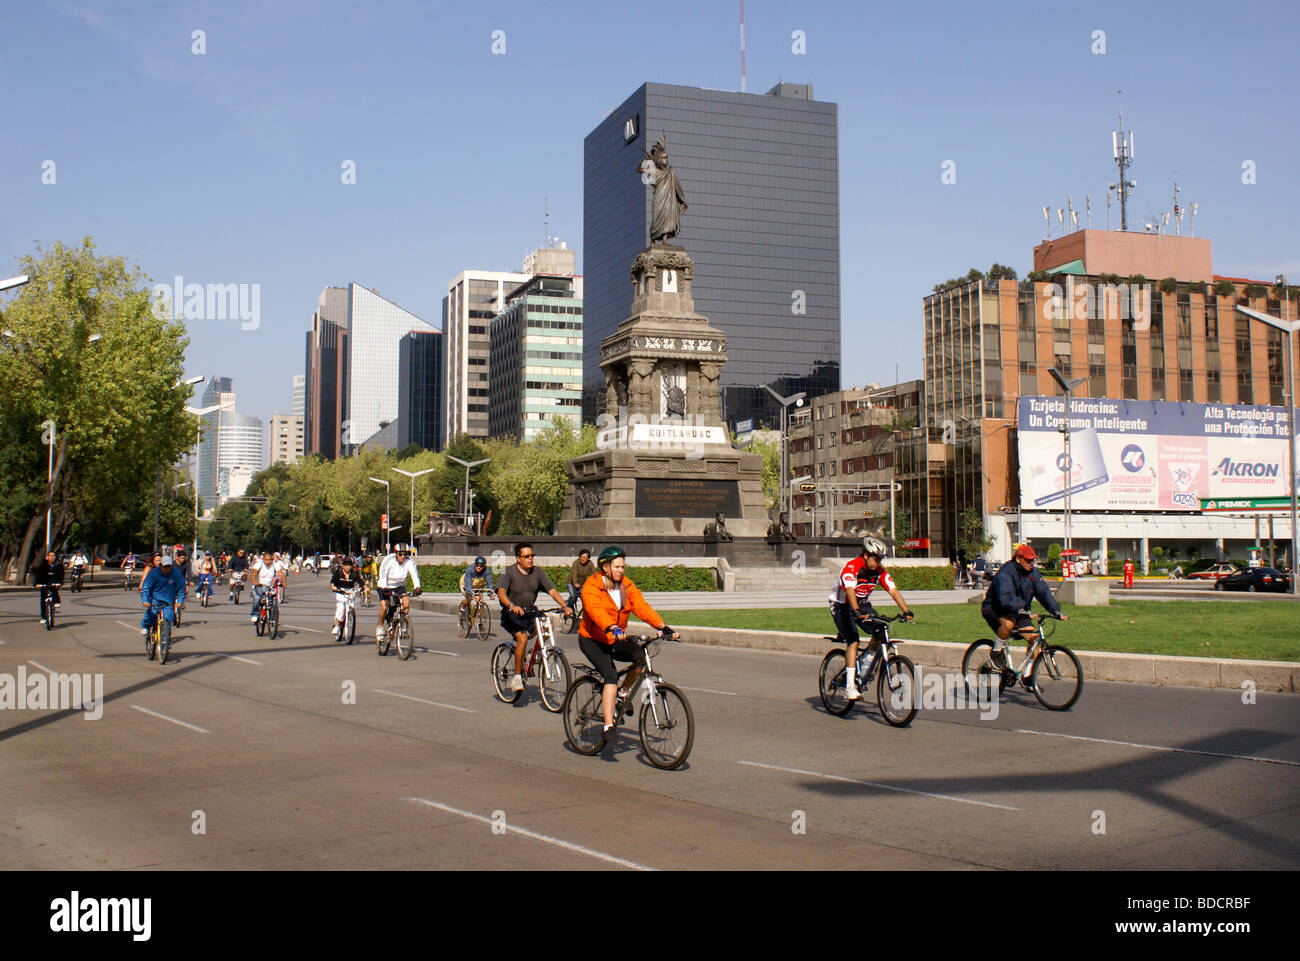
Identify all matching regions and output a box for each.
[518,553,534,559]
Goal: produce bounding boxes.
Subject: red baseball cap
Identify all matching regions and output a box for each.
[1014,544,1037,561]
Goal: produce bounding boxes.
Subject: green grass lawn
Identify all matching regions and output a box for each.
[667,601,1300,662]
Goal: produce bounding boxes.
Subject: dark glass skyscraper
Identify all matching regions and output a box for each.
[398,331,445,452]
[583,81,841,429]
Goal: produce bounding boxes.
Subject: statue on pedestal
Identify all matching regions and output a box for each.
[640,136,687,244]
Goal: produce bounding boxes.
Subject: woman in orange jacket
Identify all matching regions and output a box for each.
[579,546,678,740]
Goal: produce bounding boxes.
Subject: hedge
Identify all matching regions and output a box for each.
[888,566,956,591]
[418,564,718,594]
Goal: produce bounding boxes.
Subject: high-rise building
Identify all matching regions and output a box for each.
[304,287,349,459]
[583,81,840,430]
[269,413,305,465]
[196,377,265,508]
[347,284,435,446]
[488,269,583,442]
[292,374,305,417]
[444,268,528,441]
[398,330,446,451]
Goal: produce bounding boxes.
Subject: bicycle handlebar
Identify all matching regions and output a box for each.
[856,611,913,623]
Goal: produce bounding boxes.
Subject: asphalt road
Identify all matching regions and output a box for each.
[1,577,1297,870]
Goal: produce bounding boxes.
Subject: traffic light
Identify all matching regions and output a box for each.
[797,483,816,493]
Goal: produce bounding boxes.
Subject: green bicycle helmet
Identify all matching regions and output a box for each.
[596,546,626,565]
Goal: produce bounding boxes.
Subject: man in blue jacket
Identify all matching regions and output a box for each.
[140,554,187,638]
[981,544,1067,664]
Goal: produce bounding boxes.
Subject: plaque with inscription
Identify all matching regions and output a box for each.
[635,478,741,518]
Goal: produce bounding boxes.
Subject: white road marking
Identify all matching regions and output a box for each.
[737,760,1021,811]
[128,705,210,733]
[27,659,55,673]
[374,689,475,713]
[677,685,738,697]
[1014,729,1300,768]
[116,621,142,633]
[404,798,654,870]
[417,648,461,657]
[203,651,262,666]
[284,624,325,633]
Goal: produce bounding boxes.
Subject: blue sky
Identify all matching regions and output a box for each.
[4,0,1298,430]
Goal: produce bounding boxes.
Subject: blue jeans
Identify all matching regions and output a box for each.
[141,602,173,631]
[250,585,269,619]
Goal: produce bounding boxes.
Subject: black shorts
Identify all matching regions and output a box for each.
[982,604,1032,634]
[379,587,408,605]
[501,606,535,636]
[830,602,881,645]
[578,636,646,686]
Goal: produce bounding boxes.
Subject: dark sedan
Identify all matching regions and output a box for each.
[1215,567,1292,592]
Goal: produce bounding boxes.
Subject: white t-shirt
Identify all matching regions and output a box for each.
[378,555,420,590]
[252,559,277,587]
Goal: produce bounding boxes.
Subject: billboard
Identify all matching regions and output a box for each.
[1017,396,1297,512]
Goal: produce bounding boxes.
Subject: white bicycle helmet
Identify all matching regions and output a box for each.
[862,536,886,558]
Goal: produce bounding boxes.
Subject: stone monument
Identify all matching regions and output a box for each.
[559,139,766,538]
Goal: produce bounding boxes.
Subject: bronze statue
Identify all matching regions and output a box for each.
[703,512,733,541]
[640,136,687,243]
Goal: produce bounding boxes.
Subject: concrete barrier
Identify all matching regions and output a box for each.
[1054,578,1110,606]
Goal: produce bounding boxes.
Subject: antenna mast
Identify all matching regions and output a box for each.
[1112,91,1136,232]
[739,1,747,93]
[1171,176,1181,236]
[544,195,550,248]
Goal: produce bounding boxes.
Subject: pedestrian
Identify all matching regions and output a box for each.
[1122,556,1135,589]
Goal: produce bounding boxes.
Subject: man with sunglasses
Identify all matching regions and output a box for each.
[496,543,572,692]
[376,543,422,650]
[459,556,494,621]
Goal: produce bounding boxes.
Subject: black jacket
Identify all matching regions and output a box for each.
[31,558,65,587]
[984,560,1061,618]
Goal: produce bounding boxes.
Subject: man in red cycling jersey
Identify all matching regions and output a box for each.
[830,536,913,701]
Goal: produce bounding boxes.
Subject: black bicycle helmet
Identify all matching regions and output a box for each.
[596,546,626,565]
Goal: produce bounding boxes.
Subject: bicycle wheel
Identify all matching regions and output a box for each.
[561,676,605,755]
[397,616,415,660]
[345,607,356,645]
[268,604,279,641]
[45,596,55,630]
[818,649,853,716]
[1028,644,1083,711]
[876,654,917,727]
[538,649,572,713]
[158,616,171,665]
[962,640,1010,701]
[474,602,490,641]
[491,643,521,703]
[562,605,580,634]
[457,604,471,638]
[377,623,392,656]
[146,625,157,660]
[639,683,694,770]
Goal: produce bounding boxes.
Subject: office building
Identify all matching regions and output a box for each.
[304,287,349,459]
[583,81,840,430]
[488,269,583,442]
[444,268,529,441]
[196,377,265,508]
[398,330,446,451]
[347,284,435,446]
[292,374,305,417]
[269,413,305,466]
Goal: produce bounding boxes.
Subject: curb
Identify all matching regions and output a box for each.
[409,596,1299,692]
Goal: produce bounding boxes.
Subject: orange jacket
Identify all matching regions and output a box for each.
[578,572,665,644]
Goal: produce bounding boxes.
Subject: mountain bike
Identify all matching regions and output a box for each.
[71,566,85,593]
[962,611,1082,711]
[818,612,918,727]
[229,572,244,604]
[254,588,279,640]
[145,601,174,664]
[561,632,694,770]
[39,584,59,630]
[562,592,583,633]
[491,607,571,712]
[459,588,493,640]
[122,566,134,591]
[376,593,416,659]
[334,587,359,645]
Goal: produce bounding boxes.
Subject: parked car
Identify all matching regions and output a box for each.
[1216,567,1292,592]
[1189,563,1238,580]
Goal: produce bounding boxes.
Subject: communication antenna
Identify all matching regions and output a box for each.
[1171,176,1181,236]
[1106,185,1113,230]
[1067,196,1074,232]
[1112,91,1136,231]
[739,0,747,93]
[1042,205,1051,239]
[544,195,550,249]
[1086,194,1092,229]
[1189,201,1199,237]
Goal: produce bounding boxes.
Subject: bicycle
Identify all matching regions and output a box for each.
[361,573,374,608]
[962,611,1082,711]
[71,566,85,593]
[335,587,360,645]
[376,594,415,659]
[491,607,571,712]
[145,601,174,664]
[122,567,134,591]
[562,592,583,634]
[272,574,286,606]
[561,632,694,770]
[459,589,493,641]
[818,612,918,727]
[39,584,59,630]
[229,572,244,604]
[198,574,214,607]
[253,588,279,640]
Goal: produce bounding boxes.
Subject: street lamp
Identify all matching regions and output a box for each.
[762,384,806,520]
[446,455,490,532]
[392,466,436,546]
[1048,367,1086,556]
[368,477,391,551]
[1237,286,1298,594]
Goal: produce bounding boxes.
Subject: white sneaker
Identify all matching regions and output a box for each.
[510,674,524,692]
[140,628,147,637]
[844,682,862,701]
[331,624,340,636]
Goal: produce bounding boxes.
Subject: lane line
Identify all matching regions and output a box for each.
[677,685,738,697]
[27,659,55,673]
[115,621,141,633]
[202,651,262,666]
[737,760,1021,811]
[374,689,475,713]
[1014,729,1300,768]
[404,798,654,870]
[284,624,325,634]
[417,648,461,657]
[128,705,210,733]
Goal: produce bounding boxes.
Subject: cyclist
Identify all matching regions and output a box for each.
[31,550,65,624]
[497,543,572,692]
[69,547,88,580]
[249,551,278,624]
[830,536,914,701]
[578,546,677,740]
[227,547,249,597]
[121,551,138,588]
[171,545,192,625]
[981,544,1068,672]
[459,556,494,620]
[376,544,423,650]
[330,555,364,639]
[566,548,595,612]
[138,552,162,596]
[140,553,186,639]
[197,551,217,602]
[272,551,290,603]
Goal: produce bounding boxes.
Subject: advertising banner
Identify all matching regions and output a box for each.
[1017,396,1297,512]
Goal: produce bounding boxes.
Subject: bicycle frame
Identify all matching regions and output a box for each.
[522,610,561,677]
[1004,615,1055,679]
[578,636,669,726]
[847,621,906,690]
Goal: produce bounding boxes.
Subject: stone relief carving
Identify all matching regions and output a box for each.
[575,481,606,519]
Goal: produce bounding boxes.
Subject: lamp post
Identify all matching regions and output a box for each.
[762,384,806,520]
[1048,367,1086,555]
[392,466,436,546]
[1237,288,1299,594]
[368,477,391,552]
[446,455,490,532]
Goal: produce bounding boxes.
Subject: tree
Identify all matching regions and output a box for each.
[0,238,191,580]
[1158,277,1178,294]
[958,507,993,558]
[1213,280,1237,298]
[749,435,781,512]
[986,263,1018,283]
